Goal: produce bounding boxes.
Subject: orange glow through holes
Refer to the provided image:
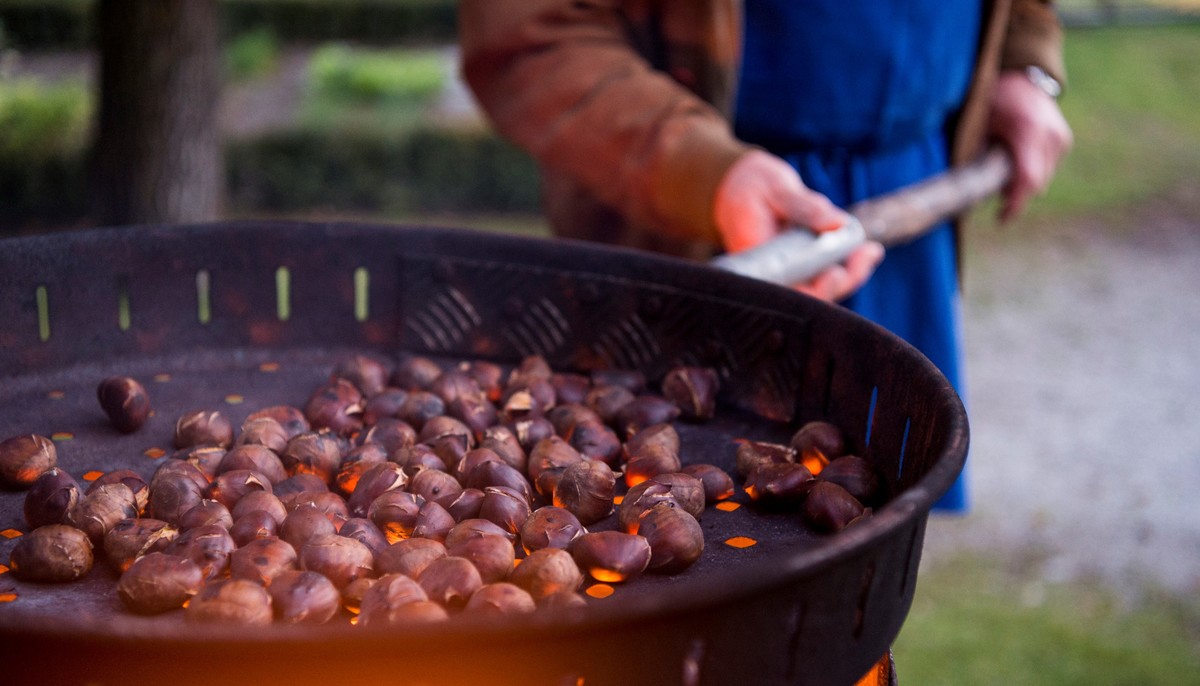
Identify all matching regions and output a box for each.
[612,495,624,505]
[724,536,757,549]
[82,470,104,482]
[715,501,741,512]
[154,373,172,383]
[51,432,74,442]
[0,564,9,574]
[1,529,23,539]
[144,447,167,459]
[259,362,281,373]
[47,390,65,400]
[225,394,245,405]
[0,592,17,603]
[585,584,615,599]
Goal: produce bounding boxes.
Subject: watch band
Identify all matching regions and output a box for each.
[1024,65,1063,100]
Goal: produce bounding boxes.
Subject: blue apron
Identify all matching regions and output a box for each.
[735,1,982,511]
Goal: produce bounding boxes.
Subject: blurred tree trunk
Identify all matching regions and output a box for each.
[92,0,222,225]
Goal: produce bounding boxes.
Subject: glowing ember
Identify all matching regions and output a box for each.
[724,536,757,549]
[50,432,74,442]
[154,373,172,383]
[0,530,22,539]
[612,495,624,505]
[715,501,741,512]
[625,474,648,488]
[350,615,360,626]
[799,449,829,476]
[0,592,17,603]
[587,568,629,584]
[143,447,167,459]
[0,564,9,574]
[82,470,104,482]
[585,584,614,599]
[259,362,281,372]
[47,390,65,400]
[224,394,245,405]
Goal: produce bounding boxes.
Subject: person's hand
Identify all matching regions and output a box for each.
[713,150,884,301]
[988,70,1074,222]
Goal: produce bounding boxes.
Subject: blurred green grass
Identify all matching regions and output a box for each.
[895,553,1200,684]
[1021,22,1200,220]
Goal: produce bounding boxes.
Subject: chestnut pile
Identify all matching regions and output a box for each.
[2,354,879,626]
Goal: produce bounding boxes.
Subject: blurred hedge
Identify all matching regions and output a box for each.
[1,126,540,230]
[226,127,540,214]
[0,0,458,51]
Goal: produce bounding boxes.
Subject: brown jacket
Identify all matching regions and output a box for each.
[460,0,1065,259]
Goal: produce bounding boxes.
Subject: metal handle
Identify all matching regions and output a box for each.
[710,217,866,286]
[710,148,1013,287]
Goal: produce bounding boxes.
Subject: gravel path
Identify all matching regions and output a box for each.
[921,192,1200,599]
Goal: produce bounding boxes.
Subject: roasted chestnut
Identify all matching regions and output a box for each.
[172,445,226,480]
[553,460,616,525]
[66,482,139,544]
[205,469,272,510]
[571,531,652,583]
[359,573,437,626]
[477,486,532,537]
[614,395,681,438]
[519,506,584,554]
[229,536,297,584]
[229,491,288,525]
[236,416,290,454]
[818,455,883,507]
[585,384,635,425]
[660,366,719,421]
[361,388,409,426]
[246,405,310,440]
[509,416,556,454]
[565,420,623,467]
[346,462,407,518]
[358,417,417,455]
[304,379,365,437]
[338,517,389,556]
[88,469,150,513]
[367,490,425,543]
[790,420,847,469]
[396,391,446,430]
[332,354,389,398]
[117,552,203,614]
[417,556,483,611]
[638,504,704,574]
[268,569,342,624]
[174,410,233,449]
[464,582,536,616]
[280,432,343,484]
[390,355,444,391]
[445,530,515,584]
[8,524,93,582]
[802,481,868,533]
[509,547,583,601]
[547,403,605,437]
[23,467,81,528]
[549,373,591,406]
[409,467,464,510]
[179,499,233,531]
[185,579,273,625]
[299,533,375,589]
[445,488,485,523]
[526,436,583,495]
[681,463,736,503]
[477,426,527,473]
[735,440,796,478]
[279,504,337,550]
[335,442,389,497]
[103,517,178,571]
[230,510,279,546]
[590,369,646,394]
[462,460,531,504]
[97,376,152,433]
[744,462,814,509]
[411,501,456,542]
[623,442,683,488]
[375,538,447,579]
[217,445,287,484]
[0,434,56,490]
[164,523,236,580]
[618,475,701,533]
[147,465,206,524]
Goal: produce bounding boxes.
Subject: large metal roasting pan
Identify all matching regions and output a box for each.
[0,222,967,686]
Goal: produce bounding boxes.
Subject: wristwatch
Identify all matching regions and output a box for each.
[1024,65,1063,100]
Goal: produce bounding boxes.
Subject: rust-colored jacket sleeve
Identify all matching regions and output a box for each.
[459,0,747,247]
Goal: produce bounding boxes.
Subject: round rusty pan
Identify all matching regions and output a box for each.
[0,222,967,685]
